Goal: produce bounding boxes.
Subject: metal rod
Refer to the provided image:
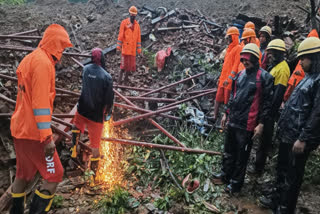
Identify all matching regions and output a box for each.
[56,94,74,97]
[0,35,42,40]
[125,96,176,103]
[0,93,15,105]
[113,105,179,127]
[0,45,91,57]
[71,57,85,67]
[0,73,17,81]
[0,113,75,118]
[186,89,213,95]
[113,84,177,94]
[114,102,180,121]
[0,73,82,97]
[55,88,80,96]
[114,89,186,148]
[102,138,221,155]
[159,89,217,110]
[139,72,205,97]
[8,29,39,36]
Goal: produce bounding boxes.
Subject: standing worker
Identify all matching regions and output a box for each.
[213,44,273,193]
[249,39,290,175]
[242,21,260,47]
[116,6,142,84]
[238,28,262,71]
[213,27,242,121]
[260,37,320,214]
[259,26,272,70]
[10,24,73,214]
[283,29,319,102]
[72,48,114,181]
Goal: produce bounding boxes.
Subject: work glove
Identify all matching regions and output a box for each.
[104,107,113,121]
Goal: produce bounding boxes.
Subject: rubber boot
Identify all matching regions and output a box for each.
[10,192,26,214]
[71,127,80,158]
[29,189,54,214]
[90,157,100,186]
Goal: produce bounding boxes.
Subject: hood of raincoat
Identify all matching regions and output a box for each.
[92,48,106,69]
[228,34,239,50]
[38,24,73,61]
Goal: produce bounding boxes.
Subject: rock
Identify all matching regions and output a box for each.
[69,207,75,212]
[0,188,5,196]
[145,203,156,211]
[0,104,9,113]
[4,80,12,87]
[180,55,192,68]
[137,205,149,214]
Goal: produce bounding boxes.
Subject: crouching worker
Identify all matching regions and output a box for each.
[213,44,273,194]
[10,24,73,213]
[72,48,114,181]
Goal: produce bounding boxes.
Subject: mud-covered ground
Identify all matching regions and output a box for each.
[0,0,319,213]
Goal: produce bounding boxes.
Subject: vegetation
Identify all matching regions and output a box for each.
[0,0,25,5]
[52,195,64,209]
[96,186,139,214]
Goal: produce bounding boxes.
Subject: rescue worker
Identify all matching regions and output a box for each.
[250,39,290,175]
[10,24,72,214]
[238,28,262,71]
[259,26,272,70]
[213,27,242,121]
[213,44,273,193]
[116,6,142,84]
[241,21,260,47]
[283,29,319,102]
[72,48,114,180]
[260,37,320,214]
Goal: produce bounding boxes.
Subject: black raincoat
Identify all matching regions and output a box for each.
[278,71,320,148]
[77,49,114,123]
[226,67,274,131]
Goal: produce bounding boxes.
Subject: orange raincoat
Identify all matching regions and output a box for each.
[117,18,141,56]
[10,24,72,142]
[218,34,242,90]
[283,29,319,101]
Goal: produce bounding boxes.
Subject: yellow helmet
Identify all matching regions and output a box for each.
[259,26,272,37]
[266,39,286,52]
[297,37,320,57]
[241,43,260,59]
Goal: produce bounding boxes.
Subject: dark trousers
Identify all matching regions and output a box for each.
[276,140,311,214]
[222,126,253,190]
[255,118,275,171]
